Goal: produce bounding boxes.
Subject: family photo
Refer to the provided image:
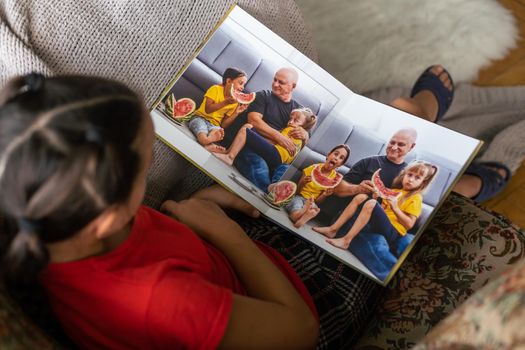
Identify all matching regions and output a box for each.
[152,6,480,283]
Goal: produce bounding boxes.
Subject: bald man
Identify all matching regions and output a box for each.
[222,67,309,190]
[315,128,417,234]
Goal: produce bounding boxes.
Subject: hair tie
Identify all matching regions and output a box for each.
[85,127,105,146]
[17,217,42,233]
[23,73,45,92]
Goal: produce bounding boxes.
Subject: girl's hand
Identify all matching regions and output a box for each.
[224,94,238,104]
[235,103,249,114]
[323,188,334,196]
[303,175,312,183]
[161,199,240,242]
[386,195,399,209]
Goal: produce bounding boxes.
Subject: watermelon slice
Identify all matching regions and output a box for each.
[371,169,400,198]
[165,94,196,122]
[230,85,256,104]
[311,164,343,189]
[265,180,297,207]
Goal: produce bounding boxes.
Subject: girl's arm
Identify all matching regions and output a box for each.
[387,196,417,230]
[315,187,334,204]
[161,198,319,349]
[296,173,310,195]
[220,103,249,129]
[204,95,238,114]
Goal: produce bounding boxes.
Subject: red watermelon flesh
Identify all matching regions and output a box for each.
[230,85,256,104]
[172,97,196,118]
[266,180,297,206]
[311,164,343,188]
[371,169,399,198]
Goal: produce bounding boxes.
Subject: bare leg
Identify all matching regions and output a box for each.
[289,198,313,223]
[204,143,227,153]
[326,199,377,249]
[213,124,252,166]
[389,65,452,123]
[197,128,225,146]
[313,194,368,238]
[294,207,320,228]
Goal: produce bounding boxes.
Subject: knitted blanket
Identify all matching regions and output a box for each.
[1,0,524,208]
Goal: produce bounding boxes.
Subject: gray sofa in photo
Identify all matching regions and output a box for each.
[167,21,338,127]
[281,119,460,234]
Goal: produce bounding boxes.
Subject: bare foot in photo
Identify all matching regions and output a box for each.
[312,225,338,238]
[325,237,351,250]
[294,207,320,228]
[208,128,225,143]
[204,143,227,153]
[213,152,234,166]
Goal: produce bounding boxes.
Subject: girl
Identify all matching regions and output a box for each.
[188,67,250,153]
[0,74,318,349]
[282,144,350,228]
[214,107,317,167]
[314,160,438,249]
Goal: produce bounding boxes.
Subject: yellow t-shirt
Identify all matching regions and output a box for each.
[300,164,338,200]
[275,127,303,164]
[383,189,422,235]
[195,85,238,126]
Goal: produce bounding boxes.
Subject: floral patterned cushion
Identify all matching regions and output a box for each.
[354,193,525,349]
[413,258,525,349]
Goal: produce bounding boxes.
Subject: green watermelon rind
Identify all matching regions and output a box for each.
[265,181,297,207]
[164,95,195,123]
[311,164,343,189]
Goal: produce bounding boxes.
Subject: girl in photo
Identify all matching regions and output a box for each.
[314,160,438,249]
[188,67,250,152]
[279,144,350,228]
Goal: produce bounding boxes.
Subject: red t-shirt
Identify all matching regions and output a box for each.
[41,206,316,350]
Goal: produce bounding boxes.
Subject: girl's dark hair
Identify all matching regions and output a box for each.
[222,67,247,85]
[328,144,351,164]
[0,72,144,289]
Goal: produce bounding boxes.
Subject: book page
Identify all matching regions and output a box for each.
[151,5,481,285]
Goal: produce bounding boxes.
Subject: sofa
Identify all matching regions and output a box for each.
[1,0,525,349]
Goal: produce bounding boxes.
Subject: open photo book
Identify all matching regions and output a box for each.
[150,4,482,285]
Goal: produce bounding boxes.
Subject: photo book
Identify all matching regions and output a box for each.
[149,4,482,285]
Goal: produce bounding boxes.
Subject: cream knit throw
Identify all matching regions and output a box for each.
[1,0,524,207]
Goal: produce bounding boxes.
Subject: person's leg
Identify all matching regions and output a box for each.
[325,199,378,249]
[234,148,271,191]
[244,128,283,171]
[188,117,226,152]
[313,194,368,238]
[213,123,252,166]
[389,65,452,123]
[271,163,290,184]
[293,201,320,228]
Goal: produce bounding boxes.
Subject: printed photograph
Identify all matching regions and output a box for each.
[151,6,481,284]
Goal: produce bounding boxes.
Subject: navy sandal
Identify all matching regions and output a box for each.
[465,161,511,202]
[410,65,455,122]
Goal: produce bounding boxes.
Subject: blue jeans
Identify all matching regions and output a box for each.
[234,148,289,191]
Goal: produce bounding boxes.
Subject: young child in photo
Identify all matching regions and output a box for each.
[279,144,350,228]
[313,160,438,249]
[188,67,250,152]
[214,107,317,167]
